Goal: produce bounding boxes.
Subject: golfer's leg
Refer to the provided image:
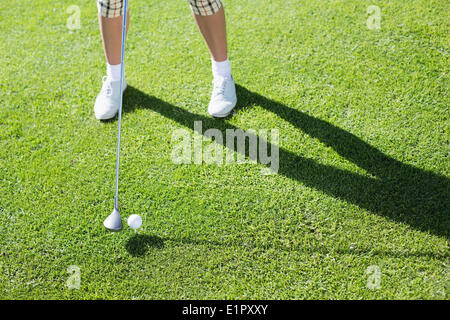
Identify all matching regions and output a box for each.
[98,11,130,65]
[188,1,237,117]
[191,5,227,62]
[94,0,129,120]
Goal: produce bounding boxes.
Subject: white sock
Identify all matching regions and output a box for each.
[211,58,232,80]
[107,63,122,82]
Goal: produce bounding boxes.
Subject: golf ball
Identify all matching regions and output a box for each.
[127,214,142,230]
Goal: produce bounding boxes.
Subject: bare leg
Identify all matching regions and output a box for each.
[98,11,130,65]
[192,6,235,117]
[192,7,228,62]
[94,10,130,120]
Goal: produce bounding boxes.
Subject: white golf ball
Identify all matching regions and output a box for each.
[127,214,142,230]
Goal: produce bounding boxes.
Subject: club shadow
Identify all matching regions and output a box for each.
[120,85,449,238]
[161,235,447,261]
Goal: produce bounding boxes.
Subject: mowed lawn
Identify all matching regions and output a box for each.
[0,0,449,299]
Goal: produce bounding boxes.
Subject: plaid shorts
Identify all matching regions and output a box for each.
[97,0,222,18]
[187,0,222,16]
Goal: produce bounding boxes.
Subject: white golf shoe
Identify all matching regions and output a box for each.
[208,76,237,118]
[94,76,127,120]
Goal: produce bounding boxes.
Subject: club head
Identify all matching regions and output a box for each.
[103,208,123,232]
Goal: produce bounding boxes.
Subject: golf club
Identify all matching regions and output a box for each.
[103,0,129,232]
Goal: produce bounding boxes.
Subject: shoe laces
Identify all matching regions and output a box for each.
[212,77,228,98]
[102,76,113,97]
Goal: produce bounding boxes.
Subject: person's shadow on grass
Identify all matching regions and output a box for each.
[120,85,449,239]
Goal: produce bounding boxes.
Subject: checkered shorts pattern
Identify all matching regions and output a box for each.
[97,0,125,18]
[97,0,222,18]
[187,0,222,16]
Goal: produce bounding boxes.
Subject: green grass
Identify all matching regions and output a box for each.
[0,0,449,299]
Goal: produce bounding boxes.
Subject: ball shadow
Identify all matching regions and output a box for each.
[125,234,165,256]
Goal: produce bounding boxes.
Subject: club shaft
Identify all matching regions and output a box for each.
[114,0,128,210]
